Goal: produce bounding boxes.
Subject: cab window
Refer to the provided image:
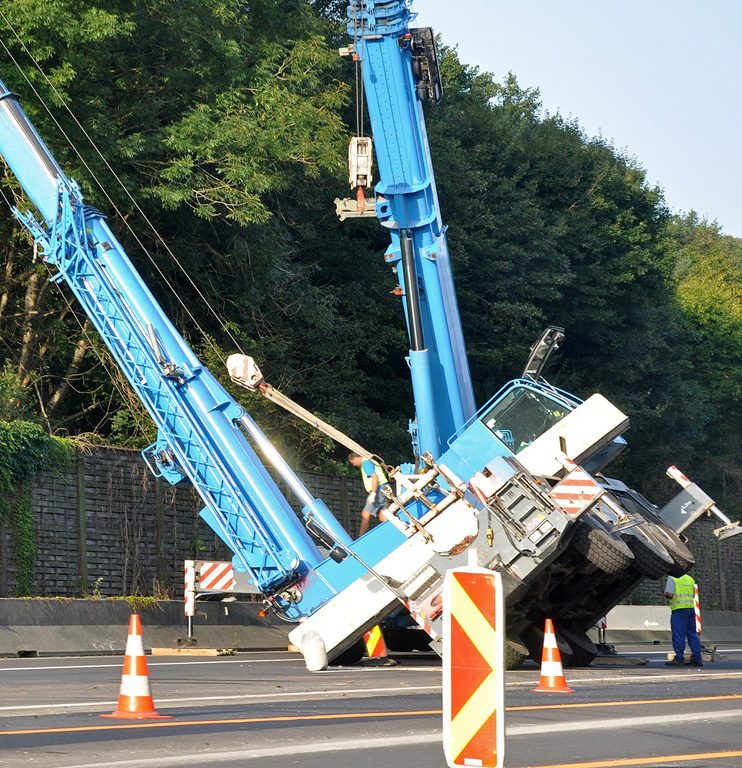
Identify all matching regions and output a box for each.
[481,387,569,452]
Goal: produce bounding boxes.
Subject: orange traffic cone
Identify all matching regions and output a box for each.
[532,619,574,693]
[102,614,171,719]
[363,625,388,659]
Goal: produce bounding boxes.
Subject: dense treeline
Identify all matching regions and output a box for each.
[0,0,738,515]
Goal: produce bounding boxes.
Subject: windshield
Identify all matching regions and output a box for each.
[481,386,571,453]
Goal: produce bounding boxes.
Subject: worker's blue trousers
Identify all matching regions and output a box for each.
[671,607,701,661]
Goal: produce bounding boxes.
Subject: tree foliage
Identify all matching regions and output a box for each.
[0,0,738,514]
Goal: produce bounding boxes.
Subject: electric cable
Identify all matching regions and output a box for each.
[0,11,246,363]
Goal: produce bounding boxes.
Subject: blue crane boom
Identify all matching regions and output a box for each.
[344,0,476,459]
[1,0,712,671]
[0,79,351,598]
[1,71,578,671]
[337,0,718,669]
[0,73,514,671]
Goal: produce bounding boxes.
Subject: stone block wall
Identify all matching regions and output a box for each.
[0,446,367,598]
[1,445,739,610]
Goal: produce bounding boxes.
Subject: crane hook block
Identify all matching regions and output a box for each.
[348,136,373,191]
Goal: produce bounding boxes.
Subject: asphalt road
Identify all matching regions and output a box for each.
[1,645,741,768]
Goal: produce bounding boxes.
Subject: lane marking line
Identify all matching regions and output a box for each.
[31,740,742,768]
[507,707,742,735]
[509,693,742,712]
[529,748,742,768]
[507,670,742,687]
[0,684,443,713]
[3,692,741,735]
[0,708,441,736]
[0,658,304,672]
[32,732,445,768]
[620,648,742,656]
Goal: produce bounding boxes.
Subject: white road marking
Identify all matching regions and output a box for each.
[620,648,742,656]
[54,733,440,768]
[506,670,742,687]
[0,684,443,713]
[507,707,742,735]
[0,657,304,672]
[41,708,742,768]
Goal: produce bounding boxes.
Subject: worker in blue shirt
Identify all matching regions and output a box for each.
[348,452,390,537]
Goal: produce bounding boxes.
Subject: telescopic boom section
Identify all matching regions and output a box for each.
[0,81,343,599]
[346,0,476,458]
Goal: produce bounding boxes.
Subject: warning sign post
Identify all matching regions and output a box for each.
[442,567,505,768]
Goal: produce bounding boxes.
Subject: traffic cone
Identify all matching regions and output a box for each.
[102,614,171,719]
[532,619,574,693]
[363,625,388,659]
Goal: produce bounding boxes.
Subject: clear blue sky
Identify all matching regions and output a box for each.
[415,0,742,237]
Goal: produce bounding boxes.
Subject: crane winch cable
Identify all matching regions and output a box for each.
[0,10,247,364]
[0,177,151,437]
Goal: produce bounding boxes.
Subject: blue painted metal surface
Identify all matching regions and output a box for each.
[347,0,476,458]
[0,80,331,598]
[0,77,445,626]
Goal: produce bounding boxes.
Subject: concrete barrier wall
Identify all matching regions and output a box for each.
[590,605,742,644]
[0,599,290,657]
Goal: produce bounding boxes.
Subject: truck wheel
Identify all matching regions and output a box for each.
[556,625,597,668]
[644,523,695,577]
[505,641,527,670]
[572,525,634,575]
[624,529,673,579]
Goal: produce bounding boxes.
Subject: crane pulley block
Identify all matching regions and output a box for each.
[348,136,373,190]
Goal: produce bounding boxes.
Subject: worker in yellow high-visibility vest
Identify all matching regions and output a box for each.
[664,572,702,667]
[348,452,390,537]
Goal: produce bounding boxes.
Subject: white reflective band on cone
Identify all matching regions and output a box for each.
[119,675,152,697]
[543,632,558,649]
[124,635,145,657]
[539,661,565,677]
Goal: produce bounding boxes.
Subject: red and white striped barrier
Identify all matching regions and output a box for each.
[184,560,235,638]
[197,561,236,592]
[549,466,604,516]
[667,465,692,489]
[694,583,702,636]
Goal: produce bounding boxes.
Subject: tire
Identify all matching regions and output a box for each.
[624,528,674,579]
[644,522,695,577]
[330,638,366,666]
[571,524,635,575]
[556,625,598,668]
[505,641,527,670]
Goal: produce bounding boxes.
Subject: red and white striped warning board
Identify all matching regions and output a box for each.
[198,561,236,592]
[694,584,702,636]
[443,567,505,768]
[184,560,236,617]
[549,466,604,516]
